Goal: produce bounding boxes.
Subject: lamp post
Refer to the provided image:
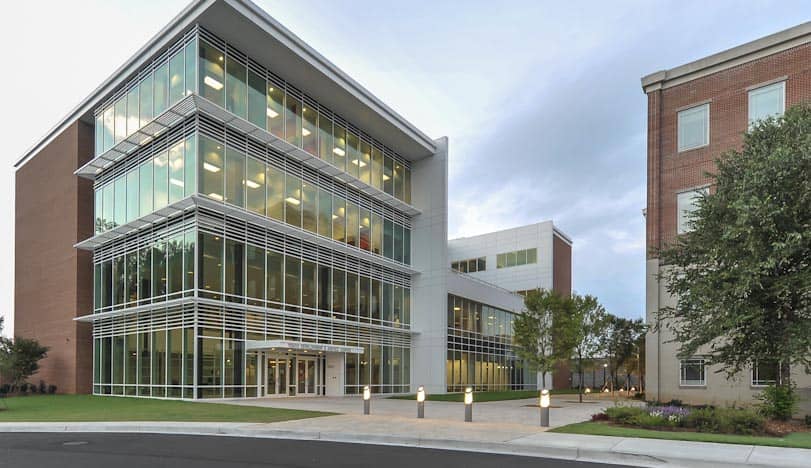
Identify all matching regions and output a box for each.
[416,385,425,419]
[540,389,550,427]
[362,385,371,415]
[603,363,608,390]
[464,387,473,422]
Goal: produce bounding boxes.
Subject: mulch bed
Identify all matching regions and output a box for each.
[764,419,811,437]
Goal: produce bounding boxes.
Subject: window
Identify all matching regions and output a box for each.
[199,135,224,202]
[247,70,266,129]
[266,164,284,221]
[225,56,247,118]
[451,257,486,272]
[267,84,284,139]
[752,361,780,387]
[168,141,184,204]
[153,151,169,210]
[332,196,346,243]
[496,249,537,269]
[169,50,185,106]
[317,188,332,239]
[285,174,302,228]
[749,81,784,126]
[677,103,709,152]
[679,358,706,386]
[677,187,708,234]
[199,233,223,299]
[245,157,266,215]
[199,41,224,106]
[301,182,317,233]
[225,147,246,208]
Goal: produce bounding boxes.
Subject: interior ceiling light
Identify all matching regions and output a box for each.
[333,147,346,157]
[302,128,311,136]
[204,76,224,91]
[208,193,223,201]
[267,108,279,118]
[382,174,390,181]
[351,159,367,167]
[203,162,221,173]
[285,197,300,205]
[170,178,184,188]
[245,180,260,189]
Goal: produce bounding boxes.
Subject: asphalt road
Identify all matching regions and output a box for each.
[0,432,633,468]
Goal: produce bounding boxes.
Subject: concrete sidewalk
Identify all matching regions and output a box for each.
[0,416,807,468]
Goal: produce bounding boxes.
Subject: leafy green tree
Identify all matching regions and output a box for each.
[513,289,572,388]
[561,294,607,402]
[0,335,49,391]
[600,315,645,392]
[658,104,811,385]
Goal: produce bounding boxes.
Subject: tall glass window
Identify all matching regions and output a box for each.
[332,270,345,317]
[346,203,358,247]
[302,106,317,154]
[359,208,371,251]
[153,151,169,209]
[152,240,167,298]
[371,214,383,255]
[285,174,302,227]
[184,230,195,292]
[199,135,224,201]
[383,219,393,259]
[318,265,331,312]
[332,196,346,243]
[347,132,360,179]
[225,57,247,118]
[333,125,347,171]
[266,250,283,304]
[285,256,301,311]
[199,233,223,299]
[383,156,393,195]
[103,107,114,151]
[126,169,139,223]
[138,248,151,300]
[184,40,197,97]
[360,141,372,184]
[139,75,154,128]
[246,244,265,303]
[199,41,225,106]
[371,147,383,190]
[168,234,184,296]
[184,134,197,196]
[245,157,266,215]
[285,93,302,147]
[168,141,185,203]
[247,70,266,128]
[318,112,333,164]
[346,273,358,318]
[393,162,403,200]
[301,260,316,311]
[154,63,169,116]
[114,97,127,144]
[317,188,332,239]
[225,239,244,300]
[266,164,284,221]
[126,88,139,138]
[114,175,126,227]
[267,84,284,138]
[301,182,317,233]
[225,147,246,208]
[169,50,185,105]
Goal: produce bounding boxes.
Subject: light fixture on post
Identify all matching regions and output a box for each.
[540,389,550,427]
[416,385,425,419]
[464,387,473,422]
[362,385,371,415]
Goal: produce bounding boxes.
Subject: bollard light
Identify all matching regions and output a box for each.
[464,387,473,422]
[362,385,371,415]
[416,385,425,419]
[630,386,636,392]
[584,387,591,394]
[539,389,550,427]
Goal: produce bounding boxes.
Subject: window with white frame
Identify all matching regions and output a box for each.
[748,81,785,126]
[677,187,709,234]
[751,361,780,387]
[678,103,710,152]
[680,358,707,386]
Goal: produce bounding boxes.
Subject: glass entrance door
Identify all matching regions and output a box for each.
[265,354,322,396]
[266,357,289,395]
[297,357,318,395]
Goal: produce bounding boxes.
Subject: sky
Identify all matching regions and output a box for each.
[0,0,808,336]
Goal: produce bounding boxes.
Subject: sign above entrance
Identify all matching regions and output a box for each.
[246,340,364,354]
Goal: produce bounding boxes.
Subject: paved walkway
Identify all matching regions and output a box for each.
[214,394,619,428]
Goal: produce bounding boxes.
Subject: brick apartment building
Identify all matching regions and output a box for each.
[642,22,811,410]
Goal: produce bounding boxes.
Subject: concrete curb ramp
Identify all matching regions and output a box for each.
[0,422,808,468]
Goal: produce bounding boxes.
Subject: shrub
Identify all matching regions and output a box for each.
[756,384,797,421]
[604,406,647,424]
[685,407,719,432]
[684,407,764,435]
[805,415,811,427]
[0,384,9,395]
[38,380,46,394]
[630,412,671,429]
[47,384,57,394]
[591,412,610,422]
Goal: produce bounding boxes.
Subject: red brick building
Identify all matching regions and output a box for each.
[642,22,811,409]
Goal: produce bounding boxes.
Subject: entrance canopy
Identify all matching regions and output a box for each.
[246,340,363,354]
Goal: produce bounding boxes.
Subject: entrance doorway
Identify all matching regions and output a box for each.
[264,353,324,396]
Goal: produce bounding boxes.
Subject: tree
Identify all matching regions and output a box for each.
[658,104,811,385]
[561,294,607,402]
[600,316,645,393]
[513,289,572,388]
[0,335,49,391]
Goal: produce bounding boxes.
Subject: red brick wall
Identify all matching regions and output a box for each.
[15,120,94,394]
[647,43,811,257]
[552,233,573,389]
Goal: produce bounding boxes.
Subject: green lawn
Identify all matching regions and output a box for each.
[0,395,333,423]
[551,422,811,449]
[389,388,582,403]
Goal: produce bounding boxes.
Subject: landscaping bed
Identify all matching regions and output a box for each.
[551,401,811,448]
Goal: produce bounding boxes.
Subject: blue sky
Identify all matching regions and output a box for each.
[0,1,809,333]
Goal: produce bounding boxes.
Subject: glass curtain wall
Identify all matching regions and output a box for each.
[445,294,534,392]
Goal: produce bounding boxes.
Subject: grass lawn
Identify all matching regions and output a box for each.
[550,422,811,449]
[0,395,333,423]
[389,388,582,403]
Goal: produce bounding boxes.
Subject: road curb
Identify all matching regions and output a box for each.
[0,422,801,468]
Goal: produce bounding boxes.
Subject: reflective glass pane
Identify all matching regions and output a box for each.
[371,214,383,255]
[383,219,393,259]
[371,146,383,190]
[247,69,266,128]
[114,175,126,227]
[153,151,169,209]
[184,134,197,196]
[333,125,346,171]
[383,156,393,195]
[169,50,185,105]
[126,88,139,138]
[285,256,301,309]
[139,75,153,128]
[199,41,224,106]
[284,92,301,146]
[225,239,244,299]
[266,164,284,221]
[103,106,114,152]
[302,181,317,233]
[154,62,169,115]
[317,188,332,238]
[169,140,185,203]
[199,233,223,298]
[285,174,301,227]
[245,157,266,215]
[199,135,224,201]
[360,141,372,184]
[332,196,345,242]
[225,147,246,208]
[139,160,153,216]
[184,40,197,96]
[332,269,345,317]
[318,112,332,163]
[168,234,184,295]
[347,132,360,178]
[359,207,371,251]
[267,84,284,138]
[302,260,316,311]
[152,240,167,297]
[225,56,247,118]
[126,169,138,223]
[302,106,317,154]
[246,244,265,301]
[346,203,358,247]
[266,250,283,304]
[114,97,127,144]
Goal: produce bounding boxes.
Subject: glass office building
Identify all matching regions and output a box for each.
[14,1,560,399]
